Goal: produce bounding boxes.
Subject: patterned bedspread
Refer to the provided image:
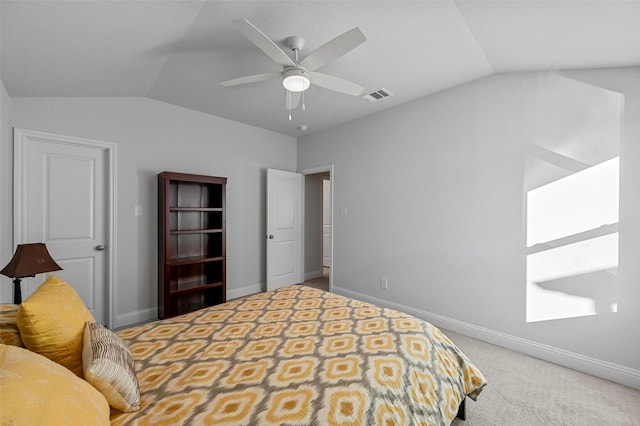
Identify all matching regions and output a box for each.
[111,285,486,426]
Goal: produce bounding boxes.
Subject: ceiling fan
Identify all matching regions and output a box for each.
[220,19,367,119]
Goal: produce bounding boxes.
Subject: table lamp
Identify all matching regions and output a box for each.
[1,243,62,304]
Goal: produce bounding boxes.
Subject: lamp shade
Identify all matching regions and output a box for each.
[1,243,62,279]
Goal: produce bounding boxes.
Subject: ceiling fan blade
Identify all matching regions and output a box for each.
[300,27,366,71]
[310,72,364,96]
[232,19,296,67]
[220,72,281,87]
[285,91,301,110]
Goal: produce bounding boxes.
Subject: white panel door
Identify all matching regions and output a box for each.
[15,129,113,325]
[266,169,302,291]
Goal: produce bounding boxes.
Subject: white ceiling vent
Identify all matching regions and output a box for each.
[361,88,393,102]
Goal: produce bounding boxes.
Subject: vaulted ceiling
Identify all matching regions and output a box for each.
[2,1,639,137]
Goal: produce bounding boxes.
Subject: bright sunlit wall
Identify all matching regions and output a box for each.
[525,74,623,323]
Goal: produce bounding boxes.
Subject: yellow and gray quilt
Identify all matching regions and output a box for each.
[111,285,486,426]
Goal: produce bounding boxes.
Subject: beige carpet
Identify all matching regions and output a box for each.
[301,279,640,424]
[302,268,330,291]
[447,330,640,426]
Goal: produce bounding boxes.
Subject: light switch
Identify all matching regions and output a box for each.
[134,205,143,216]
[339,207,348,216]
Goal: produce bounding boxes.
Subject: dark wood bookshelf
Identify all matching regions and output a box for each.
[158,171,227,319]
[169,229,223,235]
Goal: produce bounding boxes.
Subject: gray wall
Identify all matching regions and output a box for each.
[298,68,640,387]
[0,96,297,326]
[2,67,638,388]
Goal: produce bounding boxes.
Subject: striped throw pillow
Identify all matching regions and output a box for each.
[82,322,140,412]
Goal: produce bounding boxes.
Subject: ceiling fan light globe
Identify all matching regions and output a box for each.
[282,68,311,92]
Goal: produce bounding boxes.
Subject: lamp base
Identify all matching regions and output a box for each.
[13,277,22,304]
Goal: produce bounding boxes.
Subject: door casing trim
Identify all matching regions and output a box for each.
[299,164,334,293]
[13,128,117,327]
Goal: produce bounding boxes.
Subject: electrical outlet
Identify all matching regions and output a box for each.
[380,278,388,290]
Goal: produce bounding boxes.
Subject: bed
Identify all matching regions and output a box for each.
[112,285,486,425]
[1,282,486,426]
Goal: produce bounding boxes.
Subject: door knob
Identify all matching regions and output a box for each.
[268,234,274,239]
[95,244,105,251]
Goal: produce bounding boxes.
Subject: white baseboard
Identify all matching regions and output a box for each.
[334,286,640,390]
[113,307,157,329]
[227,283,264,300]
[114,283,265,329]
[304,270,323,281]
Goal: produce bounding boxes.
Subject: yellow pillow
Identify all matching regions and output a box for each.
[0,304,24,347]
[0,343,110,425]
[17,275,95,376]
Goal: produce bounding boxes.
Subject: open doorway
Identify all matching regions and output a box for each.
[301,166,333,292]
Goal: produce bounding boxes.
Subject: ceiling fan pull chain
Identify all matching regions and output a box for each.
[287,90,292,120]
[302,90,306,111]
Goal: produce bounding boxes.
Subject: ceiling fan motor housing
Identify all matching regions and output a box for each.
[285,36,305,52]
[283,67,311,92]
